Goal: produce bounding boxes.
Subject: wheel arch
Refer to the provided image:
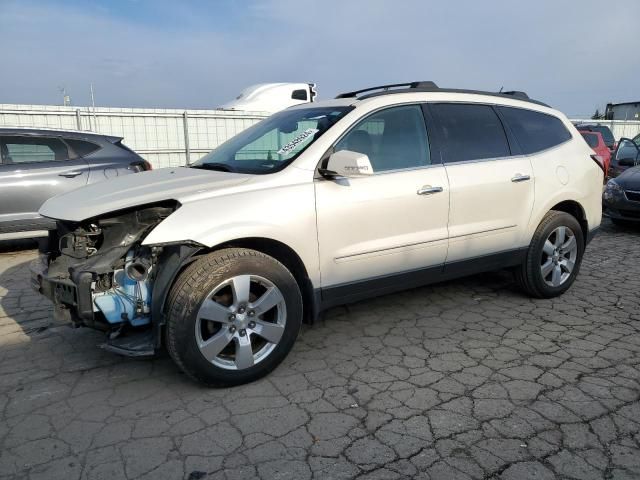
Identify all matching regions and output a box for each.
[205,237,319,324]
[549,200,588,245]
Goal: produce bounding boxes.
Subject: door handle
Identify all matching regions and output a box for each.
[59,171,82,178]
[417,186,443,195]
[511,174,531,183]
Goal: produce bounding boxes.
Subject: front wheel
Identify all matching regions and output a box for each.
[516,211,584,298]
[165,248,302,387]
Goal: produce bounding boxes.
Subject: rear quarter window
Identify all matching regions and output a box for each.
[65,138,101,157]
[498,107,572,154]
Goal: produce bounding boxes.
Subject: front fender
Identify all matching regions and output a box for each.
[142,184,321,285]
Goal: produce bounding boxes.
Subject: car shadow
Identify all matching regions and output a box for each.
[0,243,52,339]
[2,219,627,383]
[605,219,640,235]
[0,240,165,380]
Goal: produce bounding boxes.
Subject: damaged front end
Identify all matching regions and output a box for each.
[31,202,199,356]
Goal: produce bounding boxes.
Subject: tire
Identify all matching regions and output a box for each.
[165,248,302,387]
[516,211,584,298]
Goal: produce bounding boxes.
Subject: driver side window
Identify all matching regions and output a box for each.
[335,104,431,173]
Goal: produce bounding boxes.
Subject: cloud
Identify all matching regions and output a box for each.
[1,0,639,116]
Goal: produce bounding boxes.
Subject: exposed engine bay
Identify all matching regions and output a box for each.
[33,202,187,342]
[92,247,155,327]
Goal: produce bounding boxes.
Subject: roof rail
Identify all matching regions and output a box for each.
[335,82,548,107]
[335,81,438,99]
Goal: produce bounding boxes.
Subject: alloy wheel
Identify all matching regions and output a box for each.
[195,274,286,370]
[540,226,578,287]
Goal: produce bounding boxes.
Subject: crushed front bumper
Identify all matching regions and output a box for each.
[30,253,95,327]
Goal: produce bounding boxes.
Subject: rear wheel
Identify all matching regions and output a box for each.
[165,248,302,387]
[516,211,584,298]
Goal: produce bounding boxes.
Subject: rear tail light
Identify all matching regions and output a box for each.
[129,160,152,172]
[591,154,605,174]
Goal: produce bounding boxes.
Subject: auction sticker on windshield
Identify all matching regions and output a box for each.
[277,128,319,155]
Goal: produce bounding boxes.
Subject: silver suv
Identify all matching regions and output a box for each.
[1,128,150,240]
[32,82,603,386]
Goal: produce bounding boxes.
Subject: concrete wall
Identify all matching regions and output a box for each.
[0,104,270,168]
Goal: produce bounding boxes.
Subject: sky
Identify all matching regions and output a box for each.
[1,0,639,117]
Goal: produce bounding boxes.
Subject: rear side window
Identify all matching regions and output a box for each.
[580,132,599,148]
[0,136,70,163]
[65,139,101,157]
[431,103,510,163]
[498,107,571,154]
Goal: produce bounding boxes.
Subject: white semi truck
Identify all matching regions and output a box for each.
[219,82,317,114]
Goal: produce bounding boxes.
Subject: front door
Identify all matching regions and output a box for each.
[0,135,90,232]
[314,104,450,302]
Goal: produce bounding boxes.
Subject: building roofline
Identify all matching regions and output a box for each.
[606,101,640,108]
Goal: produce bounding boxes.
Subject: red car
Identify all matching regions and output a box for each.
[580,131,611,174]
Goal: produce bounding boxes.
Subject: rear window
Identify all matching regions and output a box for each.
[592,126,615,146]
[431,103,510,163]
[580,132,599,148]
[498,107,572,154]
[577,125,615,146]
[65,138,101,157]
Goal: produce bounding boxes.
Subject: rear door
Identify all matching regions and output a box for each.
[0,135,90,232]
[429,103,535,264]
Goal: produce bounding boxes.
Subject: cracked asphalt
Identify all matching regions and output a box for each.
[1,218,639,480]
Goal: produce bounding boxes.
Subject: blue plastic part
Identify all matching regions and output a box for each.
[93,270,152,326]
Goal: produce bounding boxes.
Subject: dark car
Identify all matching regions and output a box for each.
[0,128,151,239]
[603,163,640,225]
[608,134,640,179]
[575,124,616,151]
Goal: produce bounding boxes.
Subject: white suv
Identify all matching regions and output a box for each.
[32,82,603,386]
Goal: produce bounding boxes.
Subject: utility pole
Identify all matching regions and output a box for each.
[90,83,98,131]
[59,86,71,106]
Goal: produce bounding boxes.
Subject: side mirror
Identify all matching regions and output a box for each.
[320,150,374,178]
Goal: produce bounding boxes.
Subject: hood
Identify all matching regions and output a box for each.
[40,167,251,222]
[614,165,640,189]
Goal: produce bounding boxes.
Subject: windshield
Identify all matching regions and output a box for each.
[192,106,353,174]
